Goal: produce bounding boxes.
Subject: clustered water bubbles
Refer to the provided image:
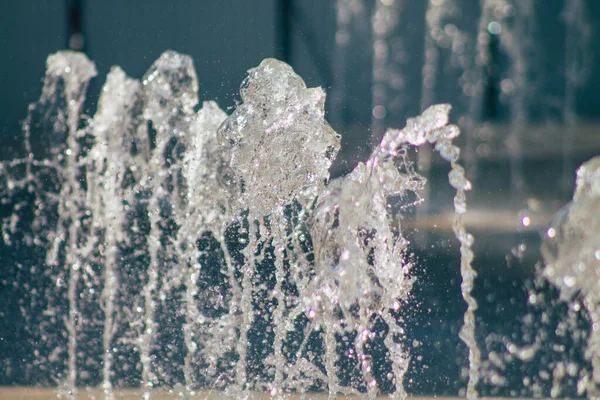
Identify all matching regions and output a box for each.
[541,156,600,397]
[218,58,341,217]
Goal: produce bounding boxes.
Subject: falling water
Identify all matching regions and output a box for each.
[7,52,99,397]
[377,105,480,399]
[88,66,144,399]
[0,49,482,398]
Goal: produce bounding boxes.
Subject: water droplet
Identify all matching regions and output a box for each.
[487,21,502,35]
[563,276,576,288]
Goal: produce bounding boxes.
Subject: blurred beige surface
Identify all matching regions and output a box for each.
[0,387,522,399]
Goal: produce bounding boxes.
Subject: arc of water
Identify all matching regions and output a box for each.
[371,104,480,399]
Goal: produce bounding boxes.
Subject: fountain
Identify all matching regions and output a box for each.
[1,1,598,399]
[0,48,478,399]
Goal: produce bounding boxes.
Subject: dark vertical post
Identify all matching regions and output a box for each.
[67,0,85,51]
[483,33,499,121]
[276,0,292,63]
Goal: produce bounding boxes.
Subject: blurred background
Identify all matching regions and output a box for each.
[0,0,599,396]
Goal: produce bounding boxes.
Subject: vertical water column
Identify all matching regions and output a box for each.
[59,58,94,398]
[462,0,493,181]
[373,105,480,399]
[462,0,509,183]
[178,100,231,391]
[561,0,590,190]
[417,0,443,218]
[139,51,199,396]
[474,0,534,197]
[507,0,534,195]
[332,0,369,126]
[331,0,353,128]
[421,0,453,113]
[4,51,97,392]
[39,52,97,397]
[235,219,255,393]
[217,58,341,394]
[371,0,403,148]
[87,66,145,399]
[449,164,480,400]
[267,214,288,396]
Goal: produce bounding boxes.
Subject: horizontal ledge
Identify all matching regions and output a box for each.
[0,387,520,400]
[403,207,552,234]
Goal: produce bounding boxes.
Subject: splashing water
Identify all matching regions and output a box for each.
[0,50,478,398]
[542,156,600,398]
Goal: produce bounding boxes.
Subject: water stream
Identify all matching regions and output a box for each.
[1,51,477,398]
